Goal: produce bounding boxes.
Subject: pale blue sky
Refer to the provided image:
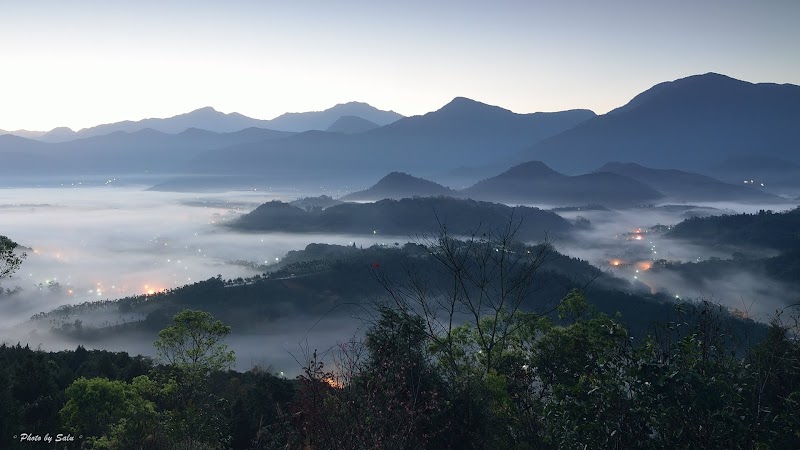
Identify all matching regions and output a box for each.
[1,0,798,130]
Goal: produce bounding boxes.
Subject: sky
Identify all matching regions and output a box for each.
[1,0,798,131]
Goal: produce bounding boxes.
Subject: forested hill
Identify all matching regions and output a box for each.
[231,196,573,240]
[667,207,800,251]
[33,242,609,334]
[31,241,765,348]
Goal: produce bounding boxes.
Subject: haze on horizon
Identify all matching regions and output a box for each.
[1,0,799,131]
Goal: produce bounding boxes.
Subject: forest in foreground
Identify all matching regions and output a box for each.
[1,223,799,449]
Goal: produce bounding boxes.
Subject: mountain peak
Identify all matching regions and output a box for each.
[500,161,563,179]
[326,115,379,134]
[439,97,501,112]
[449,96,480,105]
[376,171,434,187]
[380,171,416,182]
[48,126,75,133]
[188,106,221,115]
[608,72,753,115]
[334,101,370,108]
[342,171,456,201]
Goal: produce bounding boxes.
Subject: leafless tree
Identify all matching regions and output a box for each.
[371,212,571,375]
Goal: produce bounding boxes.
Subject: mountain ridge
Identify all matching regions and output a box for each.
[515,73,800,173]
[462,161,663,207]
[4,103,404,142]
[596,162,784,203]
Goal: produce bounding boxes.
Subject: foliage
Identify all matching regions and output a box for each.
[60,376,157,448]
[153,309,235,374]
[284,309,446,450]
[0,235,25,278]
[0,235,26,288]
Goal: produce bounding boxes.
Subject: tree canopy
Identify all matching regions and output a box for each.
[153,309,235,374]
[0,235,25,280]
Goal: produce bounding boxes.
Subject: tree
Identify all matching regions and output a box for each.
[152,310,236,449]
[60,376,157,448]
[0,235,25,280]
[287,308,445,449]
[153,309,235,375]
[369,215,578,448]
[373,215,557,378]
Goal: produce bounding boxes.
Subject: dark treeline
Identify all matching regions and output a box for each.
[667,207,800,252]
[0,342,294,450]
[652,249,800,291]
[654,207,800,296]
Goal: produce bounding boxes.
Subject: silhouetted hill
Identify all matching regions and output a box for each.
[233,197,572,240]
[597,162,783,203]
[342,172,458,201]
[190,99,596,179]
[462,161,663,207]
[36,241,680,340]
[667,207,800,252]
[269,102,402,131]
[326,115,380,134]
[371,98,594,149]
[516,73,800,173]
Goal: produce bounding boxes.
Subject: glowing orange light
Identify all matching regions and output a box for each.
[323,377,343,389]
[637,261,652,271]
[144,284,163,296]
[610,259,622,266]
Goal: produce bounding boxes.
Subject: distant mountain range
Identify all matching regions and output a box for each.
[268,102,402,132]
[1,102,403,142]
[0,127,294,174]
[0,97,594,179]
[515,73,800,173]
[334,161,786,207]
[188,98,596,179]
[2,72,799,193]
[462,161,663,207]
